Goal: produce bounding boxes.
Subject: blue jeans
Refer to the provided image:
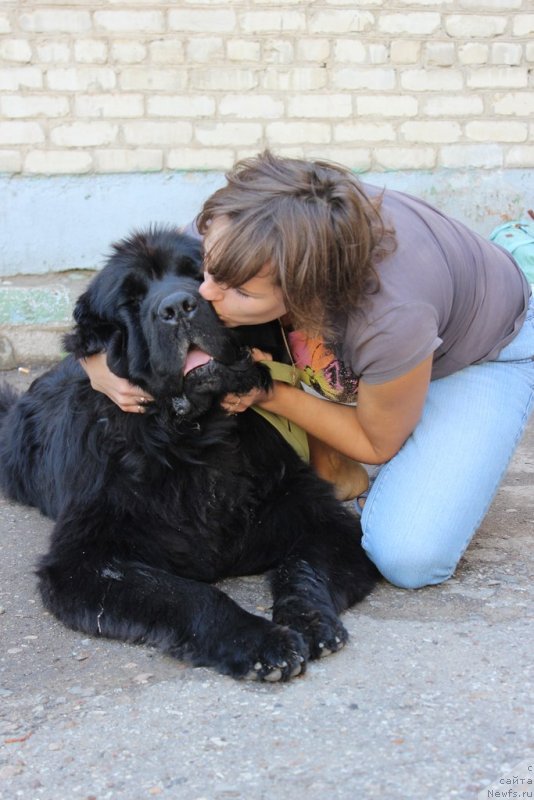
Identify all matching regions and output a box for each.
[360,294,534,589]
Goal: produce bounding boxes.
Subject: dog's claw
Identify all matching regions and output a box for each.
[240,640,307,682]
[264,668,283,682]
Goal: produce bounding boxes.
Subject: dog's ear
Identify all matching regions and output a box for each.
[62,290,116,359]
[103,331,131,380]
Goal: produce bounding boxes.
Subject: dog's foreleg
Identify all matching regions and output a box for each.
[37,555,308,682]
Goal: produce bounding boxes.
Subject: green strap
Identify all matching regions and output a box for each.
[250,361,310,463]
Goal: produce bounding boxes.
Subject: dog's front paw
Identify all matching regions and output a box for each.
[216,619,309,682]
[273,597,349,660]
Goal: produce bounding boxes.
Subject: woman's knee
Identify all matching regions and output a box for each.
[362,537,458,590]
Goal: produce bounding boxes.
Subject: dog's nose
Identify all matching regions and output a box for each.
[157,291,198,323]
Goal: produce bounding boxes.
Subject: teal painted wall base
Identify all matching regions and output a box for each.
[1,168,533,277]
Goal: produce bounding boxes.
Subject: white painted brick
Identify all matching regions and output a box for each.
[423,95,484,116]
[334,122,396,142]
[0,151,22,173]
[425,42,456,67]
[261,69,292,92]
[51,122,119,147]
[491,43,523,65]
[308,10,374,34]
[467,67,527,88]
[321,0,381,4]
[94,11,164,33]
[445,15,507,37]
[24,150,93,175]
[390,40,421,64]
[264,146,305,160]
[389,0,445,5]
[36,42,71,63]
[1,95,69,118]
[219,95,283,118]
[74,40,108,65]
[440,144,503,168]
[374,147,436,170]
[191,68,258,92]
[401,69,463,91]
[236,147,271,163]
[186,37,224,63]
[0,40,32,63]
[368,45,389,64]
[332,68,396,91]
[262,67,327,92]
[19,10,91,33]
[167,149,235,171]
[296,39,330,62]
[513,15,534,36]
[266,121,331,145]
[465,121,527,142]
[123,121,193,146]
[288,95,352,118]
[459,0,521,9]
[0,67,42,90]
[120,68,187,92]
[111,41,147,64]
[149,40,185,64]
[0,122,44,145]
[263,40,294,65]
[458,43,489,64]
[148,95,215,118]
[357,95,418,117]
[169,9,236,33]
[3,0,533,178]
[334,40,367,63]
[47,68,116,92]
[75,94,144,118]
[493,92,534,116]
[226,39,261,62]
[195,123,263,147]
[94,149,163,173]
[0,13,11,33]
[505,145,534,167]
[239,10,305,33]
[317,148,371,171]
[401,120,461,143]
[379,13,441,35]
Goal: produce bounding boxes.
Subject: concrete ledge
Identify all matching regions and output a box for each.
[0,272,93,368]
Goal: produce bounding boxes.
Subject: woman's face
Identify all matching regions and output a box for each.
[199,216,287,328]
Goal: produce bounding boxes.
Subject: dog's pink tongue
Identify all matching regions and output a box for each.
[183,346,212,375]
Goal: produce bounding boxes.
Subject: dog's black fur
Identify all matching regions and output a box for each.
[0,228,378,681]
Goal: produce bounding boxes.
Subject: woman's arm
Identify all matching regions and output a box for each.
[79,353,153,412]
[232,354,433,465]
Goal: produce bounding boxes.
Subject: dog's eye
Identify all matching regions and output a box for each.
[177,256,202,279]
[122,276,147,304]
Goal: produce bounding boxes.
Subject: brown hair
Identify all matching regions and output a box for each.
[197,150,395,336]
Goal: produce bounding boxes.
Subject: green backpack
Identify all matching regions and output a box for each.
[490,216,534,284]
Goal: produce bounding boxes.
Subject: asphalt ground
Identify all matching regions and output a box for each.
[0,365,533,800]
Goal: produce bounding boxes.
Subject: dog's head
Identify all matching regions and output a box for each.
[64,227,276,417]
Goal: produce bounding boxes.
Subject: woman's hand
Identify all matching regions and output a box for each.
[79,353,154,413]
[221,347,273,415]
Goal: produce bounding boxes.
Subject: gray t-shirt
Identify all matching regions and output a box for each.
[182,184,530,394]
[342,184,530,384]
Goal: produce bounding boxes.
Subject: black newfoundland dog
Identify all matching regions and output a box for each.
[0,229,378,682]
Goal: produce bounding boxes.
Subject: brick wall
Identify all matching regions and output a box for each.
[1,1,533,177]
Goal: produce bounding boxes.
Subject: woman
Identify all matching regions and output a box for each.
[83,151,534,590]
